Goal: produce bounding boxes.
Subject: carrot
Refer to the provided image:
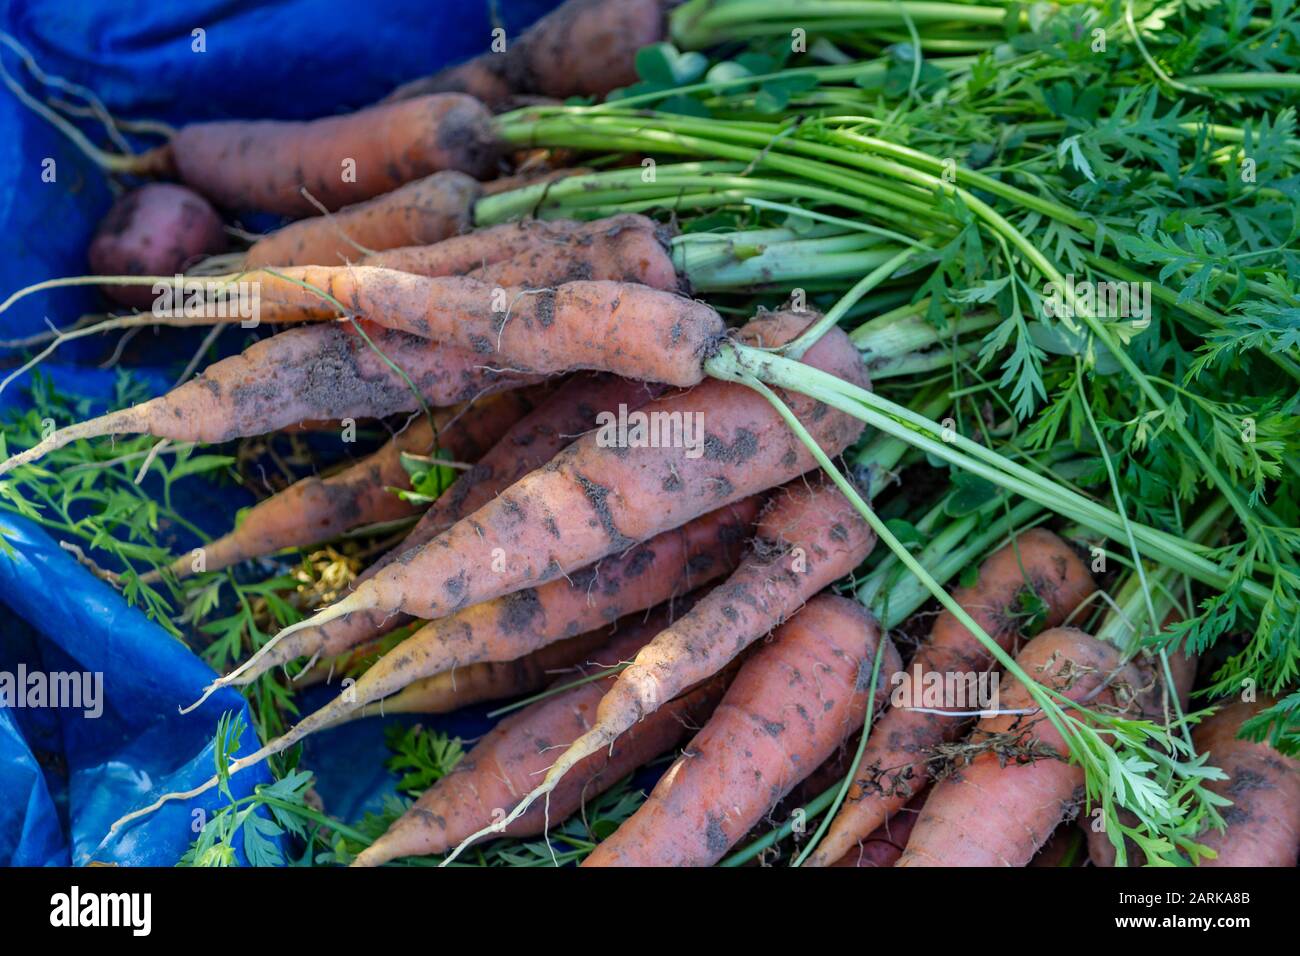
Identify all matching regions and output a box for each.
[316,627,615,716]
[803,528,1094,867]
[831,789,928,867]
[364,214,680,292]
[262,308,865,640]
[90,184,227,308]
[398,374,664,554]
[896,626,1144,867]
[1190,697,1300,867]
[201,497,755,721]
[387,0,668,106]
[243,171,482,268]
[186,272,721,386]
[445,477,880,861]
[105,310,867,837]
[0,321,536,477]
[129,94,500,216]
[583,594,900,866]
[220,373,666,685]
[157,388,542,581]
[117,503,757,834]
[241,167,587,269]
[352,602,722,866]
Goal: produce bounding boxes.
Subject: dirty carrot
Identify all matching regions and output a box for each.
[156,388,541,581]
[896,626,1145,867]
[804,527,1094,867]
[0,321,535,477]
[124,94,499,215]
[352,601,720,866]
[387,0,668,106]
[317,627,615,717]
[583,594,900,866]
[365,214,680,292]
[197,272,723,386]
[1192,697,1300,867]
[446,476,880,862]
[831,789,928,867]
[220,372,665,684]
[238,167,587,269]
[243,171,482,268]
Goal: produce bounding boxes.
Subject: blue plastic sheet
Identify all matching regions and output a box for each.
[0,0,561,866]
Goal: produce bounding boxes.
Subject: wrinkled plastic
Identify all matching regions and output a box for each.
[0,0,560,866]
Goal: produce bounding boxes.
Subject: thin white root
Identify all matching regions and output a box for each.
[133,438,169,484]
[0,409,142,478]
[192,592,372,705]
[188,251,247,276]
[110,693,351,837]
[106,779,223,838]
[177,679,222,716]
[439,730,606,865]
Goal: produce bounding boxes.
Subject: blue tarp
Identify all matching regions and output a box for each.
[0,0,560,866]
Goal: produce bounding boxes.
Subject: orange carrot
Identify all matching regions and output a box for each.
[364,214,680,292]
[191,272,721,387]
[0,321,536,477]
[387,0,668,106]
[241,167,587,269]
[317,626,615,715]
[212,498,756,723]
[352,602,722,866]
[90,184,227,308]
[224,373,665,683]
[398,373,664,555]
[1191,697,1300,867]
[158,388,542,580]
[130,503,757,832]
[446,477,880,860]
[130,94,499,215]
[804,528,1094,867]
[831,790,928,867]
[896,627,1143,867]
[243,171,482,268]
[583,594,899,866]
[267,309,865,636]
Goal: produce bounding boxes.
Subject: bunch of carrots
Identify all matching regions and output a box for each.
[1,0,1298,868]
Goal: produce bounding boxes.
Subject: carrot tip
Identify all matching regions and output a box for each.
[179,679,222,715]
[440,730,601,866]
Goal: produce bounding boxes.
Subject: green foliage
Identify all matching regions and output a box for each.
[383,724,466,796]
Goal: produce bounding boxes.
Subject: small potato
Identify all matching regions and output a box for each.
[88,183,227,308]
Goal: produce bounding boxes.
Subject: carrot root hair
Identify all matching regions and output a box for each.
[179,593,373,712]
[439,724,610,865]
[109,692,353,837]
[0,408,142,477]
